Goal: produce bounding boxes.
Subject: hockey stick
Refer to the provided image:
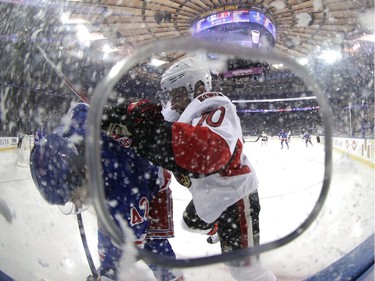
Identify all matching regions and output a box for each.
[30,29,90,104]
[245,135,261,143]
[30,28,95,278]
[76,212,98,280]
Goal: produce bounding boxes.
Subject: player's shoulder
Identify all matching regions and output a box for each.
[182,92,235,122]
[193,91,233,109]
[195,91,227,101]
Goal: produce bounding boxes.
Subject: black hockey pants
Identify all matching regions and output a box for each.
[182,190,261,264]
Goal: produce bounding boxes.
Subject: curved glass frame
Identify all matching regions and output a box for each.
[85,36,333,267]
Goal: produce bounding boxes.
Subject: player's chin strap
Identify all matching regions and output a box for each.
[188,91,195,101]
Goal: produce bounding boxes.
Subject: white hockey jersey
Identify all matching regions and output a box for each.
[170,92,259,223]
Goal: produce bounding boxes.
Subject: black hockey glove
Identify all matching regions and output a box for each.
[124,100,171,156]
[125,100,191,174]
[101,99,190,174]
[101,99,163,136]
[101,100,132,138]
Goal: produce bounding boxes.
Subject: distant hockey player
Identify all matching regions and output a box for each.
[34,127,45,145]
[102,56,277,281]
[17,131,23,148]
[279,129,289,149]
[30,103,183,281]
[260,131,268,146]
[303,131,314,147]
[287,130,292,143]
[316,129,322,143]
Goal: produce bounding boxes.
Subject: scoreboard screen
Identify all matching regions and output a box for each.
[191,9,276,41]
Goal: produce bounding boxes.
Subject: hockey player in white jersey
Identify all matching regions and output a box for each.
[260,131,268,146]
[102,56,277,281]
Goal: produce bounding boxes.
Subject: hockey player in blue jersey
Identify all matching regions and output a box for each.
[302,131,314,147]
[30,102,183,281]
[278,129,289,149]
[33,127,46,145]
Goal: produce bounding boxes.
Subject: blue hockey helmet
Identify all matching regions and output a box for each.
[30,133,85,205]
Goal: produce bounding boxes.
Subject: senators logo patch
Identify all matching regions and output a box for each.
[174,172,191,188]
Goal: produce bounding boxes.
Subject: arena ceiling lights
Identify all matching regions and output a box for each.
[190,5,276,49]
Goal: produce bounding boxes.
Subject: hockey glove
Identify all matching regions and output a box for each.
[124,100,191,175]
[101,101,132,138]
[101,99,163,137]
[102,99,190,175]
[126,99,164,130]
[124,100,170,155]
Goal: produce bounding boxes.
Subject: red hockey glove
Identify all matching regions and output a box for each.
[126,99,164,131]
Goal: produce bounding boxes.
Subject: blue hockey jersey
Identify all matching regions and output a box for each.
[51,103,178,280]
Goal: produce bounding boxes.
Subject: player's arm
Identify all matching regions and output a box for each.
[171,122,232,174]
[101,99,181,173]
[103,100,232,176]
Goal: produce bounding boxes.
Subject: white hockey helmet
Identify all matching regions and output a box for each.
[161,57,212,100]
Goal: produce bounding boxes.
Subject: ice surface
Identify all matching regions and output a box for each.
[0,138,373,280]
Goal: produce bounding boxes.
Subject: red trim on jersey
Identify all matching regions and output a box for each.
[127,99,151,112]
[220,140,251,177]
[237,199,249,249]
[147,186,174,238]
[171,122,232,174]
[237,198,252,266]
